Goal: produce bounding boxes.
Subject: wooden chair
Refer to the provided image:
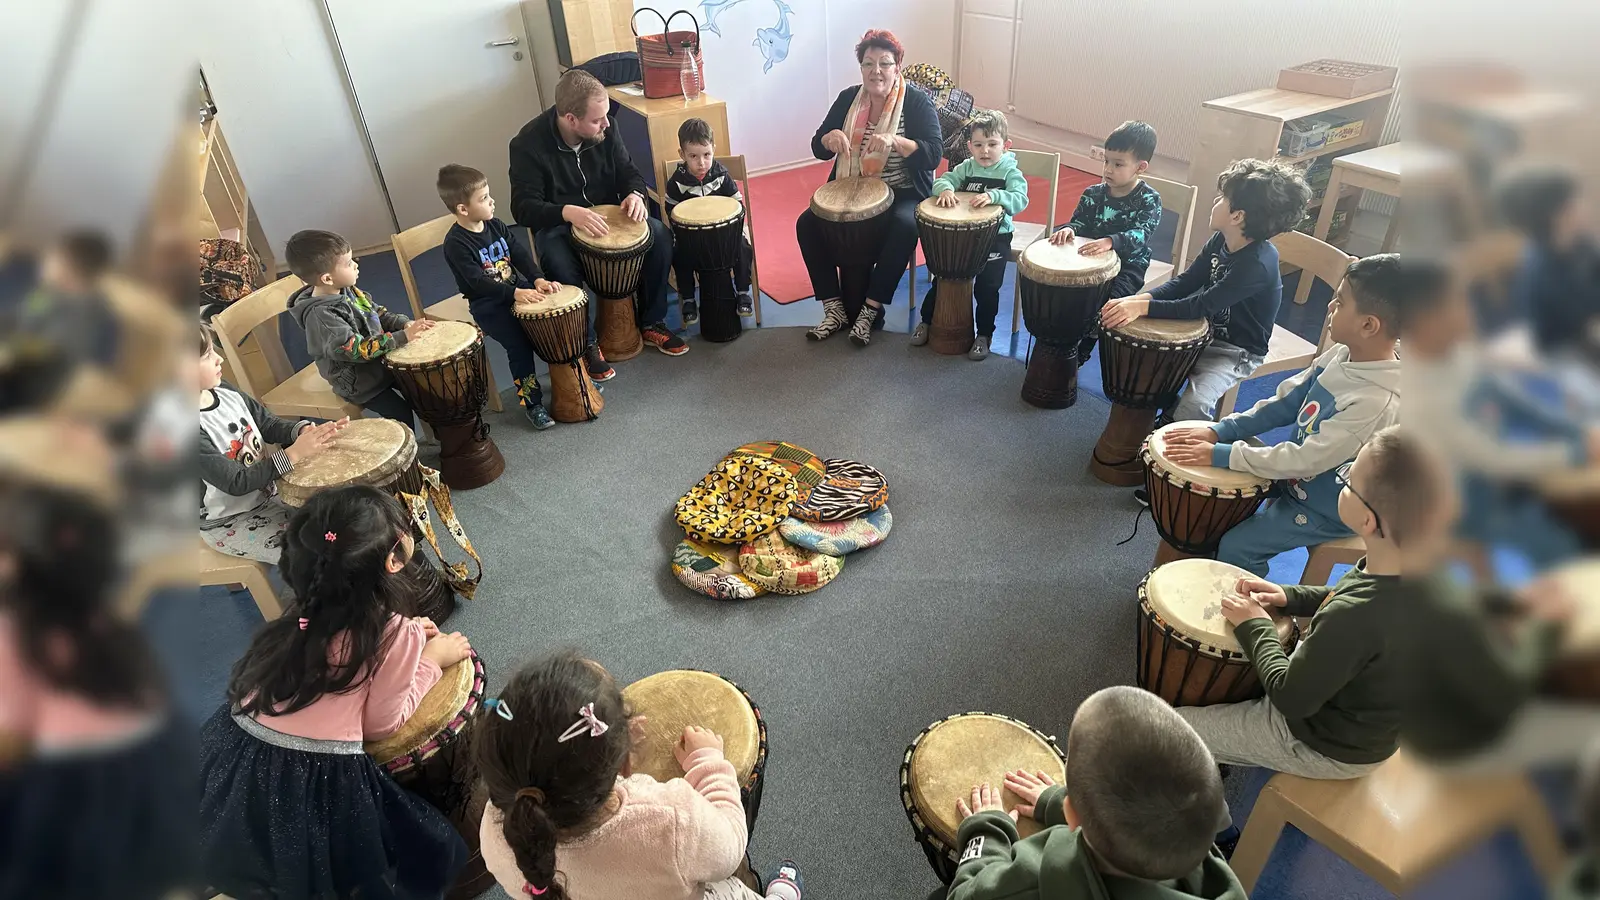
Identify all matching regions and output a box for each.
[391,215,503,412]
[1138,176,1198,291]
[121,539,285,621]
[210,275,362,422]
[1230,749,1566,893]
[1005,149,1064,333]
[659,156,767,326]
[1213,232,1353,419]
[1301,535,1365,585]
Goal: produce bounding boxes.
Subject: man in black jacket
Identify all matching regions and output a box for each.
[509,70,688,366]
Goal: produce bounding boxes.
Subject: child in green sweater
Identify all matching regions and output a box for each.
[1177,425,1413,780]
[948,686,1244,900]
[910,109,1029,361]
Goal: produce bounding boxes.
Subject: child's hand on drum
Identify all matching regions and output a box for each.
[534,278,561,294]
[1235,576,1287,608]
[674,725,723,766]
[1049,227,1075,246]
[403,319,436,341]
[1078,237,1113,256]
[421,631,471,668]
[1002,769,1056,821]
[1162,439,1216,467]
[1100,297,1147,329]
[285,420,340,464]
[934,190,958,208]
[1220,592,1272,626]
[627,714,649,745]
[969,193,992,208]
[1164,425,1218,445]
[956,782,1018,823]
[412,617,439,638]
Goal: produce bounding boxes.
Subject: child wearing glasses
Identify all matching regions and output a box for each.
[1157,253,1412,576]
[1174,425,1409,792]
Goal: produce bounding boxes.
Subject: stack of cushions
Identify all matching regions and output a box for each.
[671,441,893,600]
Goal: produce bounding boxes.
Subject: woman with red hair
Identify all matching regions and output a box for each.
[796,29,943,347]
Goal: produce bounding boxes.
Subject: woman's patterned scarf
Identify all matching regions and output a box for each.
[841,75,906,179]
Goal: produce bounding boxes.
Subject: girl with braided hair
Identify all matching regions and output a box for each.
[198,485,473,899]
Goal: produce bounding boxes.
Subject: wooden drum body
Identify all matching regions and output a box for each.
[1017,237,1121,409]
[1137,559,1298,707]
[366,650,492,900]
[1143,422,1271,566]
[622,670,768,832]
[810,177,892,323]
[1540,558,1600,700]
[277,418,456,622]
[900,712,1066,883]
[513,285,604,423]
[1090,318,1212,486]
[916,194,1004,355]
[671,195,745,343]
[385,321,504,490]
[571,205,650,360]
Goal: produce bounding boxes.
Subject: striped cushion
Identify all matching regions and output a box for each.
[732,441,827,502]
[675,454,799,544]
[738,531,843,595]
[672,539,767,600]
[789,458,889,523]
[779,505,892,557]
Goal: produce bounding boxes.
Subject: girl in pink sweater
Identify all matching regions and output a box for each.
[475,651,804,900]
[198,485,474,899]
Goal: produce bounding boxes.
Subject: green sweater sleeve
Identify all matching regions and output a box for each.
[1035,784,1069,827]
[949,811,1057,900]
[1280,584,1332,618]
[931,160,971,197]
[989,166,1029,217]
[1234,601,1376,720]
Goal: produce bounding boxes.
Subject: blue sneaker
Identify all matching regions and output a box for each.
[764,860,802,899]
[524,404,555,430]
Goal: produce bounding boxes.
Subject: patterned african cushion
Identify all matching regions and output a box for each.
[778,505,892,557]
[732,441,827,502]
[789,458,889,523]
[737,531,843,595]
[671,538,767,600]
[675,454,799,544]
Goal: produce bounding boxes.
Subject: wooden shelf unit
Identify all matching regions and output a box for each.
[201,115,284,392]
[1184,87,1394,267]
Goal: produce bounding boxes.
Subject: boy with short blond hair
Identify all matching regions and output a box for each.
[949,686,1244,900]
[910,109,1028,360]
[285,229,432,426]
[664,118,755,324]
[438,163,569,430]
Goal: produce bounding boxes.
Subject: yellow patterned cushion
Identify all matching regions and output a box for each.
[674,454,799,544]
[737,531,843,595]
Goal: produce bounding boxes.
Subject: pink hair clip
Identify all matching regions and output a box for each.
[324,531,338,542]
[523,884,547,896]
[556,702,609,743]
[298,618,309,630]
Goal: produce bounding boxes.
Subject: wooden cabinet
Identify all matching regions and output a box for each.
[607,86,731,205]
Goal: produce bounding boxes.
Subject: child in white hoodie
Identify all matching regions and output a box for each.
[1159,254,1409,576]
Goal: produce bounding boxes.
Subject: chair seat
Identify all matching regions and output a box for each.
[1313,535,1365,555]
[424,293,474,324]
[1009,222,1046,258]
[261,364,362,421]
[1257,323,1318,376]
[1142,260,1174,290]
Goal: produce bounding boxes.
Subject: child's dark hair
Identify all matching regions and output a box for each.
[1105,121,1158,163]
[55,230,114,282]
[1067,686,1228,880]
[0,481,164,710]
[1217,158,1313,241]
[476,650,633,900]
[1496,166,1578,245]
[678,117,715,149]
[966,109,1009,143]
[284,230,352,285]
[437,164,489,213]
[228,485,412,717]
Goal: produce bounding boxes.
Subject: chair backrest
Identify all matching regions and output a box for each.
[1140,175,1198,270]
[1009,149,1062,236]
[658,155,753,215]
[391,214,458,319]
[1271,230,1355,351]
[211,274,305,397]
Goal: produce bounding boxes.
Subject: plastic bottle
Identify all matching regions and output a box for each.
[680,42,701,100]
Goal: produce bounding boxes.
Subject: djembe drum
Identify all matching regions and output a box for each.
[1090,317,1212,486]
[1017,236,1121,408]
[570,205,650,360]
[671,195,745,343]
[1137,559,1298,707]
[384,321,504,490]
[1142,421,1271,566]
[366,650,492,900]
[809,177,892,324]
[513,285,604,423]
[900,712,1067,883]
[1540,557,1600,699]
[277,418,456,622]
[916,193,1004,356]
[622,670,768,832]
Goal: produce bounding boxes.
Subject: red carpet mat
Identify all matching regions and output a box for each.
[749,160,1101,304]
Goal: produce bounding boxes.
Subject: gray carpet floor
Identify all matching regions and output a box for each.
[438,324,1155,898]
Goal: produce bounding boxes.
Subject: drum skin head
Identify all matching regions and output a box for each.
[571,204,649,251]
[906,713,1065,848]
[1551,558,1600,652]
[1114,317,1210,343]
[623,670,760,785]
[1143,558,1259,653]
[916,193,1004,225]
[672,195,743,226]
[1018,236,1122,287]
[513,283,587,319]
[364,651,477,764]
[1147,422,1272,494]
[278,418,415,506]
[810,177,892,222]
[385,319,479,365]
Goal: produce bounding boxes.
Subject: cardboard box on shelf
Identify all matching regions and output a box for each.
[1277,59,1398,99]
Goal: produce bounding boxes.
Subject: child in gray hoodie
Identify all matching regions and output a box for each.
[283,229,432,424]
[1158,254,1410,576]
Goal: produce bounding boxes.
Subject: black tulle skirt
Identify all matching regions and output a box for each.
[198,704,467,900]
[0,715,197,900]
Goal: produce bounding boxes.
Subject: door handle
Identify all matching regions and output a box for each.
[487,37,519,47]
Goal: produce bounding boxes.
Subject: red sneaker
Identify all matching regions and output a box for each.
[584,344,616,382]
[641,323,689,356]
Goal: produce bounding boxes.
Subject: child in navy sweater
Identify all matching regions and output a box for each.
[665,118,755,324]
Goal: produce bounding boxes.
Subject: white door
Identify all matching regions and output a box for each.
[327,0,545,231]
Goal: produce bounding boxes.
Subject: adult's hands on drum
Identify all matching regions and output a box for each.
[1002,769,1056,821]
[620,192,648,223]
[1099,296,1148,330]
[819,129,851,157]
[563,204,610,239]
[285,417,348,466]
[955,782,1018,823]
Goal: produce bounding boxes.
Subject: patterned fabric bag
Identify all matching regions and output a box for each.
[200,238,263,312]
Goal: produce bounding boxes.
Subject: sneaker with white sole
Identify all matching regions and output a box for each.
[584,344,616,382]
[807,298,848,341]
[909,323,930,346]
[1134,487,1149,507]
[849,304,880,346]
[736,292,755,317]
[681,298,699,326]
[524,404,555,430]
[968,334,991,360]
[641,323,689,356]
